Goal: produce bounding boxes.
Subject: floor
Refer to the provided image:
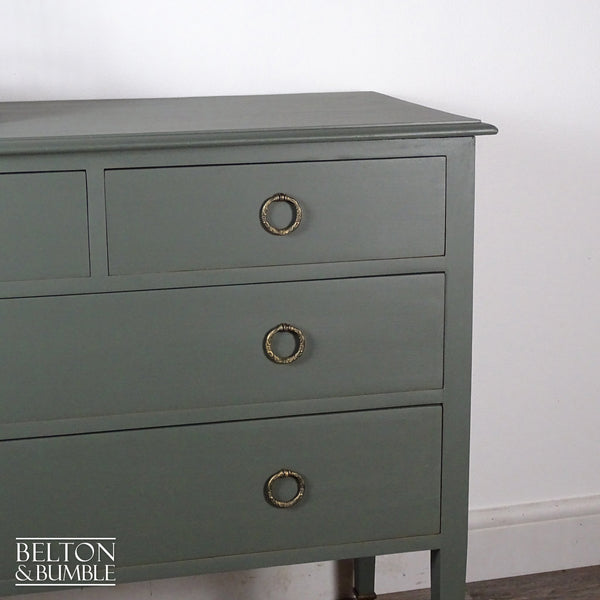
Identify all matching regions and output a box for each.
[380,565,600,600]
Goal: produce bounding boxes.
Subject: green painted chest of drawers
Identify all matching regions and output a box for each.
[0,92,496,599]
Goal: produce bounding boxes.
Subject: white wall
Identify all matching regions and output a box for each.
[2,0,599,597]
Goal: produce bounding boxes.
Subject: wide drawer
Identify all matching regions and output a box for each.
[0,274,444,426]
[0,406,441,580]
[105,157,446,275]
[0,171,89,282]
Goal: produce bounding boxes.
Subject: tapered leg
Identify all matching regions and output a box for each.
[353,556,377,600]
[430,549,467,600]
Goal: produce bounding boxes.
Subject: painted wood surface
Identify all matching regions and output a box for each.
[0,92,495,598]
[0,171,89,282]
[0,92,497,153]
[0,274,444,427]
[105,157,446,275]
[0,406,442,592]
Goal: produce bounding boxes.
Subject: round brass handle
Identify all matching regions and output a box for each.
[263,323,305,365]
[264,469,305,509]
[260,193,303,236]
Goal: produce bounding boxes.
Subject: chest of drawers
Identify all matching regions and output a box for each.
[0,92,496,599]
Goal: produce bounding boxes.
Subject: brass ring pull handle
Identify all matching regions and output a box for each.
[263,323,305,364]
[260,193,303,236]
[264,469,306,509]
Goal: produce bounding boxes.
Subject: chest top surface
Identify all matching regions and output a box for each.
[0,91,497,153]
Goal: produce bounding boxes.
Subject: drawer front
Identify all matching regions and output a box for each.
[0,406,441,577]
[105,157,446,275]
[0,171,89,282]
[1,274,444,426]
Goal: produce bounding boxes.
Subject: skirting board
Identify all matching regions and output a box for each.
[466,493,600,582]
[7,495,600,600]
[376,493,600,593]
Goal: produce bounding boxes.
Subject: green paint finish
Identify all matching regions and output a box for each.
[0,93,496,599]
[105,157,446,274]
[0,406,441,582]
[0,274,444,426]
[0,92,497,154]
[0,171,89,282]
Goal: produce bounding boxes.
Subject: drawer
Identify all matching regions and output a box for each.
[1,274,444,426]
[105,157,445,275]
[0,171,89,282]
[0,406,441,578]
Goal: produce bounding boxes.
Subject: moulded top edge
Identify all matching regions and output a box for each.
[0,123,498,155]
[0,92,498,154]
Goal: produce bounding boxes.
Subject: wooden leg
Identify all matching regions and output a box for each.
[353,556,377,600]
[430,549,467,600]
